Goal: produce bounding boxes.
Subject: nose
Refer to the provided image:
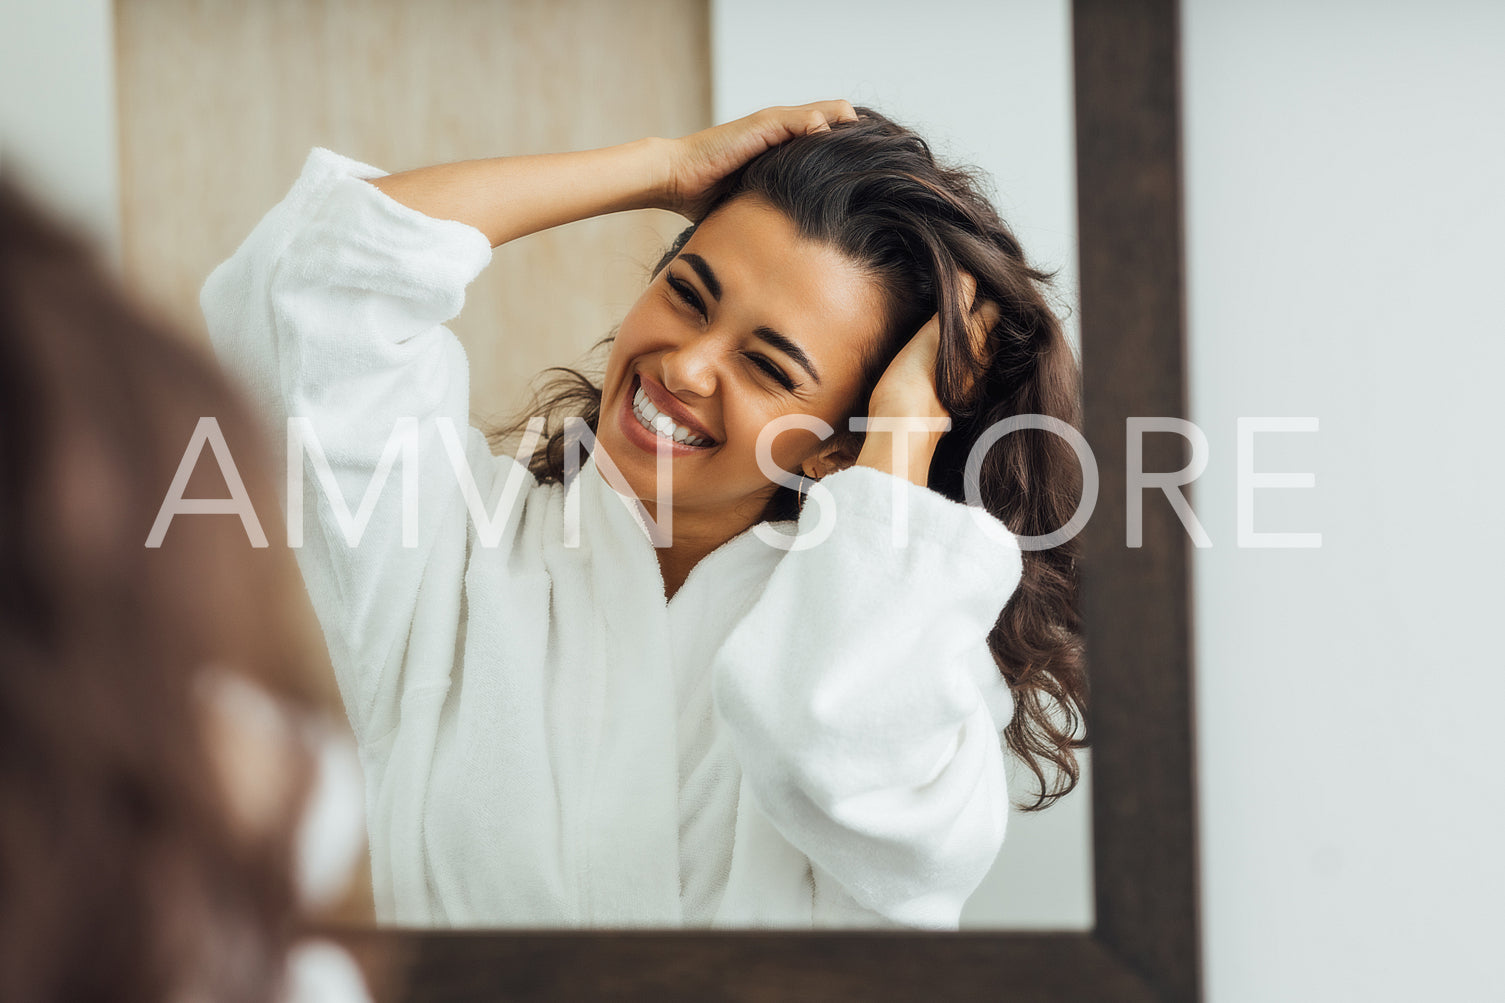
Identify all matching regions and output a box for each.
[660,330,721,399]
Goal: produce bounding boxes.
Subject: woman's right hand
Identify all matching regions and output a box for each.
[660,101,859,220]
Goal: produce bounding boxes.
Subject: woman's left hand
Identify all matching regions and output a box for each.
[856,273,999,486]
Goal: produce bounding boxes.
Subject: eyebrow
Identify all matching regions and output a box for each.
[680,253,722,301]
[677,253,823,385]
[752,326,821,386]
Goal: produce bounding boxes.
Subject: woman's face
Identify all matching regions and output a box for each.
[596,196,888,528]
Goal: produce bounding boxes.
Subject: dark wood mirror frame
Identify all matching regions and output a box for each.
[325,1,1199,998]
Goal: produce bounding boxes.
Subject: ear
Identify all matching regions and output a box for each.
[801,430,864,479]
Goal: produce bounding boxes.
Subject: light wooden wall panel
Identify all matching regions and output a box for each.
[116,0,711,428]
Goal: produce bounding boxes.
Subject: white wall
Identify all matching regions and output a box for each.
[712,0,1092,931]
[0,0,119,261]
[1183,0,1505,998]
[712,0,1080,353]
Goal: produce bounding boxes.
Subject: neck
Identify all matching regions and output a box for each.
[655,547,704,603]
[640,498,767,602]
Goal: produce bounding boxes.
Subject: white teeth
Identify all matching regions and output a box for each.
[632,384,711,447]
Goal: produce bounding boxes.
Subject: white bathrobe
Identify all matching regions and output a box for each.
[202,148,1025,930]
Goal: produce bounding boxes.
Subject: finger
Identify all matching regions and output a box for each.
[953,272,999,376]
[957,271,978,314]
[748,102,858,148]
[973,297,1002,332]
[816,98,859,123]
[794,100,859,132]
[970,300,1000,366]
[803,108,832,135]
[955,272,997,328]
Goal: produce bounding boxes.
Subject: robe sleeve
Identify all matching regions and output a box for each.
[711,464,1023,928]
[201,148,525,746]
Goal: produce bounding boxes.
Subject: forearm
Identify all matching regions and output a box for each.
[367,137,672,248]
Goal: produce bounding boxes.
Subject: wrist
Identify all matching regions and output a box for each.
[853,419,947,488]
[623,136,677,213]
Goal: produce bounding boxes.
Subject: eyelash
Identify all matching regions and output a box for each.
[666,273,705,317]
[746,354,796,390]
[666,272,797,391]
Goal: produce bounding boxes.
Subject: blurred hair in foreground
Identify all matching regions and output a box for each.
[0,179,358,1003]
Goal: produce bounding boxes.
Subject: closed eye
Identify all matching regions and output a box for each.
[668,269,797,391]
[666,273,705,318]
[745,353,796,391]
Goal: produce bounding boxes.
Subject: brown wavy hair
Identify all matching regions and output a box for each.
[0,180,337,1001]
[491,108,1088,810]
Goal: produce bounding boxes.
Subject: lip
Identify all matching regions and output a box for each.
[633,372,719,444]
[616,373,720,457]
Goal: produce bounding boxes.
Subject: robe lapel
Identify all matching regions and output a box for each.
[558,454,798,924]
[562,453,682,924]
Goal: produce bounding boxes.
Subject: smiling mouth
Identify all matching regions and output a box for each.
[630,377,715,447]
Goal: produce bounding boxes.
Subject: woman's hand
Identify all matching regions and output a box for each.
[366,101,856,249]
[855,273,1000,487]
[660,101,859,219]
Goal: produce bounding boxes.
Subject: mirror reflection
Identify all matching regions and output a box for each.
[110,0,1092,930]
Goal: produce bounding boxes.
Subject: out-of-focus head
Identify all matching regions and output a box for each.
[0,180,346,1002]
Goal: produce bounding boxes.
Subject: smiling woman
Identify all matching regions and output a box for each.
[202,102,1087,930]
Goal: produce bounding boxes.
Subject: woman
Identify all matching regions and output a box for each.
[203,101,1086,929]
[0,181,370,1000]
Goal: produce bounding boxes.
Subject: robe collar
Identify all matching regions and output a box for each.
[547,452,799,925]
[565,450,797,611]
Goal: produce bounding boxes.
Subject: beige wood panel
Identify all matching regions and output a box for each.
[116,0,710,427]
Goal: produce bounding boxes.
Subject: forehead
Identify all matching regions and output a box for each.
[683,198,887,369]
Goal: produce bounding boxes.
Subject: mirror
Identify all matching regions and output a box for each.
[2,0,1197,993]
[100,0,1095,933]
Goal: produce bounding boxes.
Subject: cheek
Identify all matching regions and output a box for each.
[610,294,685,367]
[723,403,838,470]
[771,430,828,468]
[603,299,661,393]
[609,303,651,362]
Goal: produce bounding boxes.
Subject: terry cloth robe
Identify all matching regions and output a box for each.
[201,147,1025,930]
